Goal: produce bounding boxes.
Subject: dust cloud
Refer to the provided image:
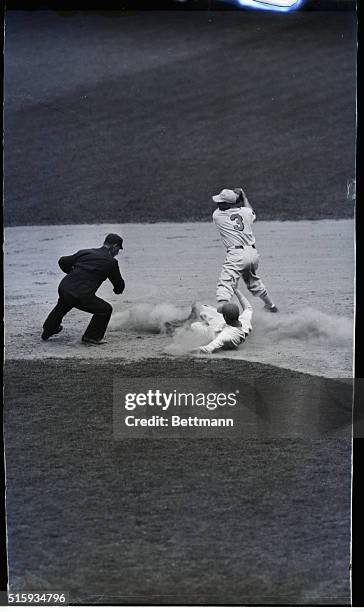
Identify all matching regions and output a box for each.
[110,303,353,355]
[253,307,353,346]
[110,302,189,334]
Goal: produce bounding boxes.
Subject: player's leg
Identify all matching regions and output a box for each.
[41,290,73,340]
[76,295,113,343]
[216,253,242,311]
[242,252,278,312]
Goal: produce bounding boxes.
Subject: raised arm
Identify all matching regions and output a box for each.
[234,288,252,313]
[234,187,254,211]
[234,288,253,331]
[241,188,253,210]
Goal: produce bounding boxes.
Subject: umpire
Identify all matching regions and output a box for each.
[42,233,125,345]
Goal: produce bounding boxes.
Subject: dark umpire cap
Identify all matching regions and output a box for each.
[104,233,123,249]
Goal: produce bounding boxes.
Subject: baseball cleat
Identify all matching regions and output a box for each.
[81,336,107,345]
[264,304,279,313]
[41,325,63,341]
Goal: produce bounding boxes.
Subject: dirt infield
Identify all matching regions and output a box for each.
[5,219,354,377]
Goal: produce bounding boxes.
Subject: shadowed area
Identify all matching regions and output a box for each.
[4,358,351,605]
[4,10,356,225]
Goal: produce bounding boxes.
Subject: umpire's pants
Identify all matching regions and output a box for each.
[42,288,113,341]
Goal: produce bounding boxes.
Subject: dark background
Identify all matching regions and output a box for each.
[4,358,352,604]
[4,9,356,224]
[4,1,358,10]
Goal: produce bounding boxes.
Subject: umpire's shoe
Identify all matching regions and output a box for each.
[41,326,63,341]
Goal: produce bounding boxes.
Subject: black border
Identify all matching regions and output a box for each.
[3,0,357,12]
[352,0,363,605]
[1,0,9,601]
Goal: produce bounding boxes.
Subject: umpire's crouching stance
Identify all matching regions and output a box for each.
[42,233,125,345]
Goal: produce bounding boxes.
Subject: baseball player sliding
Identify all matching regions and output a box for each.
[212,187,278,313]
[165,287,253,354]
[191,287,253,354]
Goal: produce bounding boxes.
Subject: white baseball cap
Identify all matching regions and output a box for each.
[212,188,238,204]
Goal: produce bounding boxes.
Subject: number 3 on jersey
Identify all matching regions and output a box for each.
[230,213,245,231]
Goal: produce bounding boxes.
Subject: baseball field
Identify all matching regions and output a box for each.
[4,9,356,605]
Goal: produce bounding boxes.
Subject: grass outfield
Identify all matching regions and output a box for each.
[5,358,351,604]
[4,10,356,225]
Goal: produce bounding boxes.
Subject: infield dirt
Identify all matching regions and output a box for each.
[5,219,354,377]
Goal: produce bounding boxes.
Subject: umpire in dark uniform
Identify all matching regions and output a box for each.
[42,233,125,345]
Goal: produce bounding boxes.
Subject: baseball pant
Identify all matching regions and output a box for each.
[216,246,269,303]
[42,288,113,341]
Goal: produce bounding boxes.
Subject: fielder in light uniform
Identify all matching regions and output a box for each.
[212,187,278,313]
[192,288,253,354]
